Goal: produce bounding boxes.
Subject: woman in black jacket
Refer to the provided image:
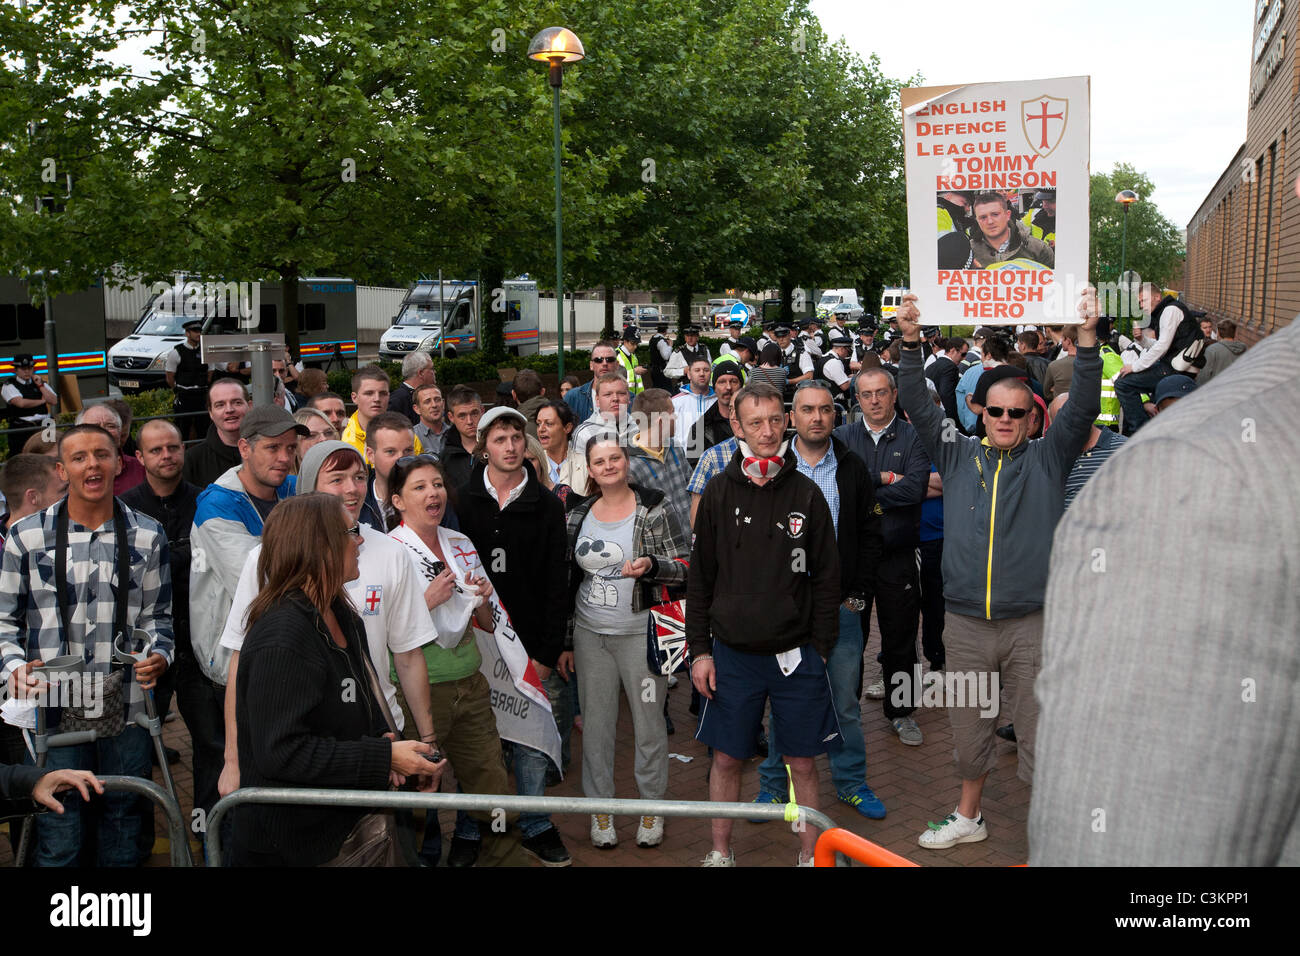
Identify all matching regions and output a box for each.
[232,493,441,867]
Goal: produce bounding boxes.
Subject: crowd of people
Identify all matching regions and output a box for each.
[0,276,1279,868]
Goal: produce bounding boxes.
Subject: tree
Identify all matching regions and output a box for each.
[1090,163,1186,299]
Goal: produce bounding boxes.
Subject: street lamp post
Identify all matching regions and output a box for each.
[1115,189,1140,331]
[528,27,585,380]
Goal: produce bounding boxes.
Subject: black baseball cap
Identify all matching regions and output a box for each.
[972,366,1030,407]
[735,336,758,355]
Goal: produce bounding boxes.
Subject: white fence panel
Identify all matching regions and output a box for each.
[102,280,155,323]
[357,285,407,332]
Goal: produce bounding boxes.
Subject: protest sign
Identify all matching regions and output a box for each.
[903,75,1090,325]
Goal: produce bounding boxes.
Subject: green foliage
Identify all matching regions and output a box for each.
[0,0,915,336]
[1090,164,1186,292]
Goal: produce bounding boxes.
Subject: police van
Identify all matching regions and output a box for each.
[1,275,109,399]
[378,279,539,360]
[880,287,909,322]
[108,277,378,393]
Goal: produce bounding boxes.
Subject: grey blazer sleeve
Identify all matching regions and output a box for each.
[1031,420,1300,865]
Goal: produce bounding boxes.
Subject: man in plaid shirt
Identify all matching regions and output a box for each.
[0,423,173,866]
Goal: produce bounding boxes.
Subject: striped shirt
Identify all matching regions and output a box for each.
[1063,428,1126,510]
[0,499,174,720]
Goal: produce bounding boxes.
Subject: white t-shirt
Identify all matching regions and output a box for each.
[219,523,437,730]
[163,342,216,377]
[1,379,51,423]
[822,355,851,388]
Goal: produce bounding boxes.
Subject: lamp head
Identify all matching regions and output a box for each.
[529,27,585,85]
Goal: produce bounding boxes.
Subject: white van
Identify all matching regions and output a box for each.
[880,287,909,321]
[815,288,863,322]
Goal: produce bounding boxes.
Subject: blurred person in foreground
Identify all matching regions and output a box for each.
[231,493,443,867]
[1030,307,1300,865]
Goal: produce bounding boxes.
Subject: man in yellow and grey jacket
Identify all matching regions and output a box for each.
[895,289,1101,854]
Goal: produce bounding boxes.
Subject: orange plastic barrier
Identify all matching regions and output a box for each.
[813,827,921,867]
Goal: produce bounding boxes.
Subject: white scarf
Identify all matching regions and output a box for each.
[389,523,480,649]
[389,522,561,769]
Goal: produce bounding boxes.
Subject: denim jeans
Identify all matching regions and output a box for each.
[31,724,151,867]
[759,605,866,797]
[455,671,567,842]
[1114,361,1174,435]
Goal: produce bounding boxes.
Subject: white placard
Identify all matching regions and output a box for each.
[903,76,1090,325]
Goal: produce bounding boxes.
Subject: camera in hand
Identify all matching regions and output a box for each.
[422,750,445,764]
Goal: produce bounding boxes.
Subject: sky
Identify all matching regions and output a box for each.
[810,0,1253,228]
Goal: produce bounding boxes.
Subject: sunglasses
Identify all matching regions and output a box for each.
[985,406,1029,420]
[347,523,362,538]
[592,357,617,364]
[395,453,442,470]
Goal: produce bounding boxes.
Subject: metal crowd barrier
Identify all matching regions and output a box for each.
[205,789,846,867]
[7,775,193,868]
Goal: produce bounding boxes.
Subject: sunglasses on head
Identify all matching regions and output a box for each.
[985,405,1029,420]
[395,453,441,470]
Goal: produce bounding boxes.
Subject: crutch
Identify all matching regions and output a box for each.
[114,629,179,802]
[13,655,99,866]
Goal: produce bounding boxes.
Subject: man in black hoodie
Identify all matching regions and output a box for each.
[182,379,248,488]
[454,406,571,867]
[753,381,886,820]
[688,381,841,867]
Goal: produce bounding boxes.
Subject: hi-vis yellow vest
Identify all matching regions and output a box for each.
[616,346,644,395]
[1022,209,1056,245]
[1097,346,1123,426]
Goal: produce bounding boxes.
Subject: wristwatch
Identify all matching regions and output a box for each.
[842,594,866,612]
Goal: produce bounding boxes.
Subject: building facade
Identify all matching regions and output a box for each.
[1184,0,1297,342]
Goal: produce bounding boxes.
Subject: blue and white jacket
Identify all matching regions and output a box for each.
[189,466,295,684]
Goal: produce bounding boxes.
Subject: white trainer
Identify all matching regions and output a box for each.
[918,811,988,850]
[635,815,664,847]
[701,848,736,867]
[590,813,618,849]
[865,671,886,700]
[796,850,815,867]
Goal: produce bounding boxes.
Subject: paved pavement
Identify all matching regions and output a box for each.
[1,614,1030,868]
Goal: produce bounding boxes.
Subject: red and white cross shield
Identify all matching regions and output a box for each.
[1020,95,1069,158]
[787,512,805,538]
[363,585,383,615]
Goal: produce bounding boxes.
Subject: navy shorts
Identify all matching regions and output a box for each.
[696,639,840,760]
